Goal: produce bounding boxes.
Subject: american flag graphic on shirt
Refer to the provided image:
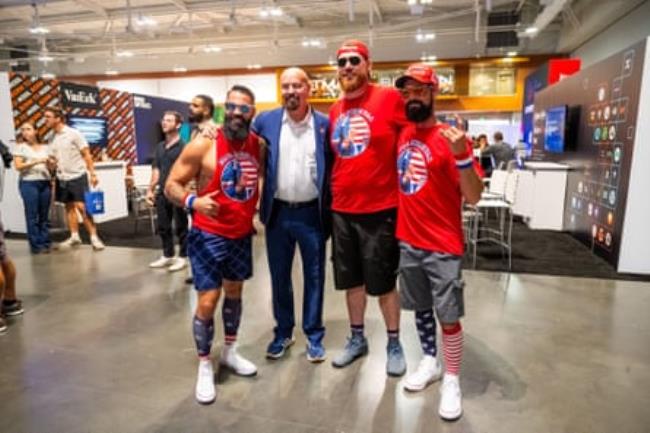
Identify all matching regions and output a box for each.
[221,154,259,202]
[332,109,371,158]
[398,144,429,195]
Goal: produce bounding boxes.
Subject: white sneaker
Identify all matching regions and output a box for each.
[91,236,105,251]
[57,235,82,249]
[439,373,463,421]
[403,355,442,392]
[219,344,258,377]
[195,358,216,404]
[149,256,175,268]
[168,257,188,272]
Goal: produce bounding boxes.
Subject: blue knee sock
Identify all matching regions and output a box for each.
[415,309,437,357]
[193,315,214,357]
[222,297,242,346]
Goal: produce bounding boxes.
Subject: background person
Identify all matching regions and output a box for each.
[44,107,104,251]
[146,111,188,272]
[13,122,52,254]
[482,131,515,169]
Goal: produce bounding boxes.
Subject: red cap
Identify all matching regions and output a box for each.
[395,63,439,92]
[336,39,370,60]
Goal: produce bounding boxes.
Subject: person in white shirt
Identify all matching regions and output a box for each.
[44,107,104,250]
[13,122,52,254]
[252,67,332,362]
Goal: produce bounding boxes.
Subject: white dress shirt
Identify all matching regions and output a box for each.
[275,109,319,202]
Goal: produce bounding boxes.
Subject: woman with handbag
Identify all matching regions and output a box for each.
[13,122,52,254]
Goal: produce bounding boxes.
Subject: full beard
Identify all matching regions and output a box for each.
[405,100,433,123]
[223,115,251,141]
[188,112,204,124]
[338,72,367,93]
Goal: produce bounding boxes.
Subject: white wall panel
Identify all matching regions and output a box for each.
[97,79,159,96]
[157,76,227,103]
[0,72,26,232]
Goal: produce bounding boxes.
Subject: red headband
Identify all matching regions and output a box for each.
[336,39,369,60]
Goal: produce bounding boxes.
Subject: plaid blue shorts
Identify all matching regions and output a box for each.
[187,228,253,291]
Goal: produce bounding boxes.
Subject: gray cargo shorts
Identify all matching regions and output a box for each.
[398,241,465,323]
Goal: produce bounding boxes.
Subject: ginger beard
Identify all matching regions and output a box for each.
[338,66,369,93]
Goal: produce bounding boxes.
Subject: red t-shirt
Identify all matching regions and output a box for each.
[192,129,261,239]
[396,123,477,256]
[329,84,407,213]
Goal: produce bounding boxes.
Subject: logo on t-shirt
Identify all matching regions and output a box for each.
[220,153,258,202]
[332,108,372,158]
[397,140,431,195]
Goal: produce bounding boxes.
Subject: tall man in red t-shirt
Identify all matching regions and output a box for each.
[394,64,483,421]
[329,40,409,376]
[165,85,263,405]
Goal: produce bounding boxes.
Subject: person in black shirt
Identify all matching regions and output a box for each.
[146,111,188,271]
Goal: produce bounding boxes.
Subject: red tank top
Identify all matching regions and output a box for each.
[192,129,261,239]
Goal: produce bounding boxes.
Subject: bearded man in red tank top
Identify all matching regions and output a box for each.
[165,85,265,405]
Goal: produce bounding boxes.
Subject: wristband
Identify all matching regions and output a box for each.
[455,156,474,169]
[453,151,471,161]
[184,193,197,212]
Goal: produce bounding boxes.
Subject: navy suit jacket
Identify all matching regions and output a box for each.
[253,108,332,236]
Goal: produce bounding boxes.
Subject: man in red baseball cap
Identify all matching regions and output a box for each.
[328,39,409,377]
[394,63,483,421]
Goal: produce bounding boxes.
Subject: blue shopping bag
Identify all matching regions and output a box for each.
[84,189,105,215]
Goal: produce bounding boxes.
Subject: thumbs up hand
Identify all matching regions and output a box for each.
[193,190,221,218]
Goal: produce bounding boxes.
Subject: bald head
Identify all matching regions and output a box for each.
[280,67,311,115]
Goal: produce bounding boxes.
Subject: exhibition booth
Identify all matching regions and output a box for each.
[1,38,649,275]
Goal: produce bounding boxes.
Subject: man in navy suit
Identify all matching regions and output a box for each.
[253,67,331,362]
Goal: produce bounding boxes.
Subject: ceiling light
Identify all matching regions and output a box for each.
[41,72,56,79]
[203,45,222,53]
[301,38,324,48]
[105,69,119,76]
[507,51,518,57]
[116,50,134,58]
[415,29,435,43]
[173,66,187,73]
[38,54,53,62]
[525,26,538,34]
[135,15,157,27]
[502,57,514,63]
[247,64,262,70]
[29,26,49,34]
[408,0,433,5]
[259,6,282,18]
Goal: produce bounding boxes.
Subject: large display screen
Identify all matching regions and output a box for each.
[544,105,567,153]
[67,115,108,147]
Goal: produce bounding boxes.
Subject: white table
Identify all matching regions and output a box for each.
[513,162,571,231]
[93,161,128,223]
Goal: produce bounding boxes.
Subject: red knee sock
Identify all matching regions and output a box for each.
[442,323,463,376]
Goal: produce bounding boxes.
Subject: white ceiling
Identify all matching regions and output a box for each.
[0,0,645,76]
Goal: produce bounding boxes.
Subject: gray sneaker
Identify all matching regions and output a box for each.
[386,339,406,377]
[332,334,368,368]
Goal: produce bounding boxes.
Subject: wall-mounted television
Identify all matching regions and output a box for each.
[67,115,108,147]
[544,105,568,153]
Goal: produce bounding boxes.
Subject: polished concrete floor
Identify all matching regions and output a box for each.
[1,236,650,433]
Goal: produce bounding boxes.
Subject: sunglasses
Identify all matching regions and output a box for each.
[399,85,432,98]
[224,102,253,114]
[337,56,363,68]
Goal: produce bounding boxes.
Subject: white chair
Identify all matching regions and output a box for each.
[467,170,519,270]
[130,165,156,235]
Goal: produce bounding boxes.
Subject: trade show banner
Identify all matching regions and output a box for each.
[531,39,646,270]
[9,73,137,163]
[60,82,100,110]
[133,93,188,164]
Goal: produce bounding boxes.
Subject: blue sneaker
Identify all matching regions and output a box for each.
[386,339,406,377]
[266,336,295,359]
[332,334,368,368]
[306,342,326,363]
